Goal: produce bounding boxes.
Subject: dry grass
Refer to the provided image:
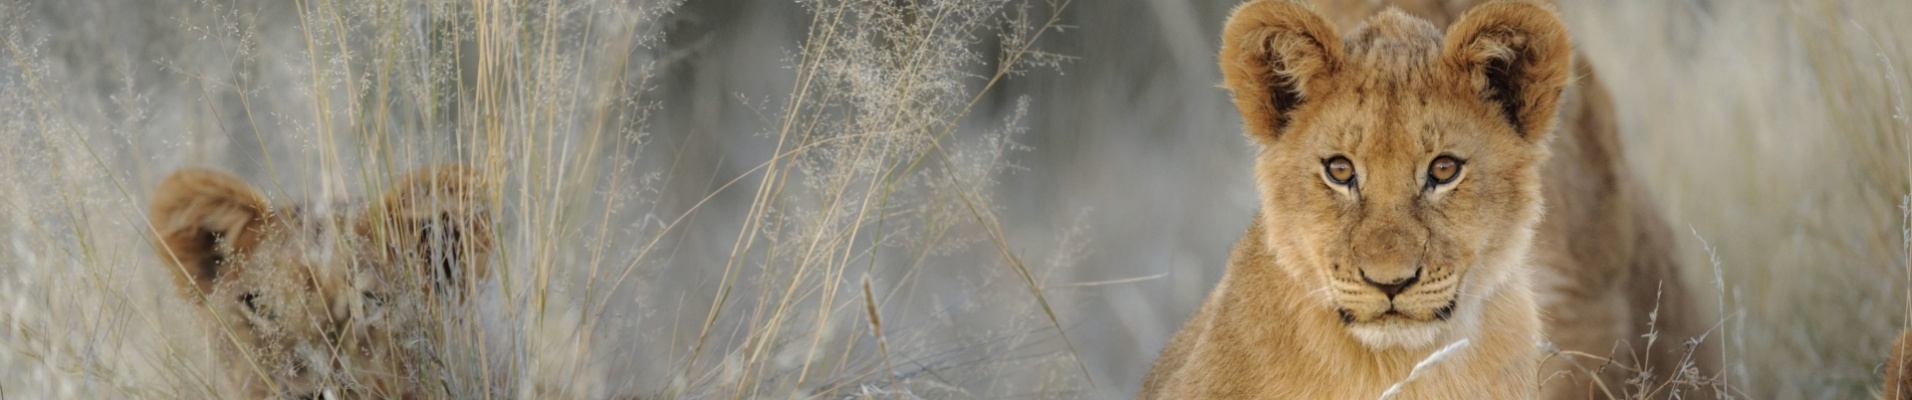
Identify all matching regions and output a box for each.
[0,0,1085,398]
[1560,0,1912,398]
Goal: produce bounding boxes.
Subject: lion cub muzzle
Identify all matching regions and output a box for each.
[1332,215,1460,326]
[1330,223,1467,351]
[1338,265,1457,324]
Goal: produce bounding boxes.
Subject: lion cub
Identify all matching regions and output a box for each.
[1139,1,1572,398]
[149,165,492,399]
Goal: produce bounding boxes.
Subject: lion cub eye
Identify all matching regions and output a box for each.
[362,291,384,308]
[1427,155,1464,186]
[1323,156,1356,186]
[239,291,262,313]
[238,291,278,321]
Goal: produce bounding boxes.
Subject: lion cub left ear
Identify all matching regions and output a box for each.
[148,169,274,301]
[1441,0,1573,141]
[360,165,494,300]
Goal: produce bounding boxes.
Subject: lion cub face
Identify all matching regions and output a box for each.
[149,166,492,399]
[1220,2,1571,349]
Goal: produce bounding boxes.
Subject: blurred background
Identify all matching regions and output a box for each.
[0,0,1907,398]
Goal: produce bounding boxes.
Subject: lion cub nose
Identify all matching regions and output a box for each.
[1360,267,1422,299]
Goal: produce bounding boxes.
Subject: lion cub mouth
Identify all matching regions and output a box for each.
[1337,298,1461,349]
[1346,300,1460,321]
[1337,298,1458,323]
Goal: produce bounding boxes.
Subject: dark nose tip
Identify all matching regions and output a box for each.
[1361,268,1421,298]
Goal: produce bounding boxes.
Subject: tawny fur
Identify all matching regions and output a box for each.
[149,165,494,399]
[1140,1,1721,399]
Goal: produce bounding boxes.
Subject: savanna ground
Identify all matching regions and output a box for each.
[0,0,1903,399]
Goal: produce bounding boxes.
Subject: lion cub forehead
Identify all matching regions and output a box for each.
[280,201,364,226]
[250,200,381,276]
[1342,8,1443,74]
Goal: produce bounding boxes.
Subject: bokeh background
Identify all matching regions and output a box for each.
[0,0,1907,398]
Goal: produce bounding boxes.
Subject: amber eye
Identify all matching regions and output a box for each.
[1323,157,1356,186]
[1428,156,1463,186]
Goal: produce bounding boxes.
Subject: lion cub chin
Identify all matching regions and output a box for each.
[1348,315,1452,350]
[149,165,493,399]
[1140,0,1572,398]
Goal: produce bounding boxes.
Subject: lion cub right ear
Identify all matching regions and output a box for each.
[149,169,272,300]
[359,165,494,301]
[1440,0,1573,141]
[1219,0,1344,145]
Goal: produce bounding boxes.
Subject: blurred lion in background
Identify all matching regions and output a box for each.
[148,165,493,399]
[1140,0,1719,398]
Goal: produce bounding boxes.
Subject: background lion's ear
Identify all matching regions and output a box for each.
[362,164,495,300]
[1441,0,1572,141]
[1890,330,1912,400]
[1219,0,1343,144]
[148,169,272,300]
